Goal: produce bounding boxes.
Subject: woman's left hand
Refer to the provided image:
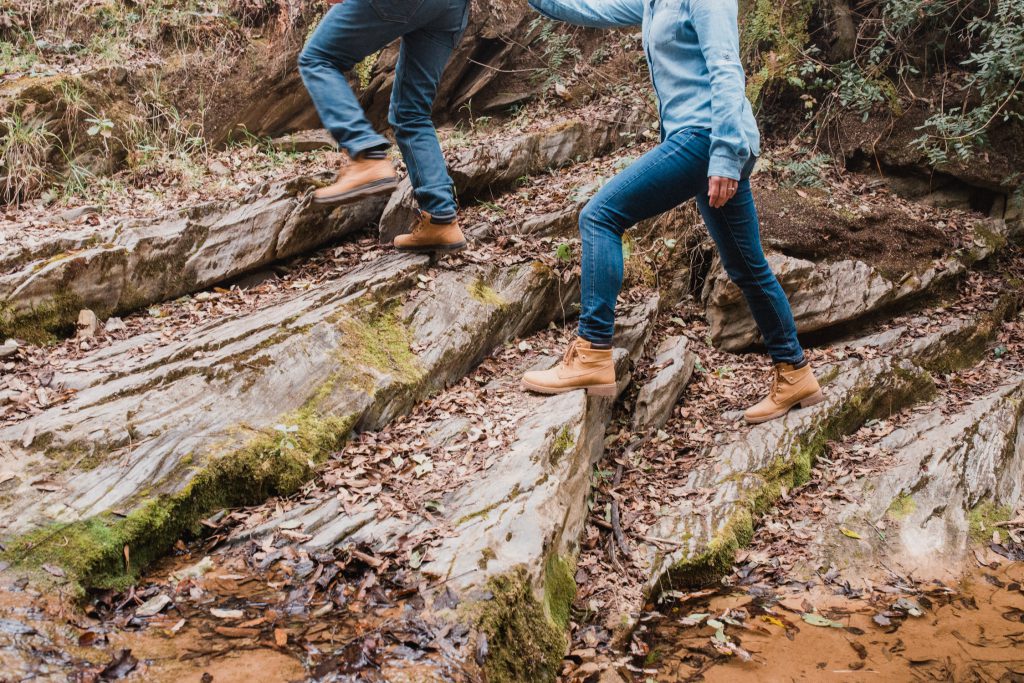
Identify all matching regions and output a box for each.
[708,176,738,208]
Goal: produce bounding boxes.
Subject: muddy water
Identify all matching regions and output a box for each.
[4,549,1023,681]
[637,560,1024,682]
[0,547,465,682]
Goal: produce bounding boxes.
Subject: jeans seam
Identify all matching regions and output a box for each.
[718,205,796,362]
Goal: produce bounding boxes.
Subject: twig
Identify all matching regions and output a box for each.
[610,462,631,559]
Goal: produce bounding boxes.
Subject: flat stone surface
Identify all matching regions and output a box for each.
[0,179,385,338]
[632,335,696,432]
[809,376,1024,580]
[639,301,1011,597]
[0,253,577,547]
[379,117,644,243]
[218,296,661,679]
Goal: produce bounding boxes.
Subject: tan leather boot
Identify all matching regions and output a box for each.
[394,212,467,252]
[744,362,824,424]
[313,156,397,205]
[521,338,616,397]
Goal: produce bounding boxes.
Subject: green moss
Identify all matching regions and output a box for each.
[474,563,574,683]
[1,400,357,594]
[543,554,576,630]
[817,365,841,386]
[31,250,78,272]
[914,291,1021,374]
[886,492,917,521]
[468,279,507,307]
[0,292,83,343]
[456,483,522,526]
[968,501,1012,544]
[740,0,815,105]
[44,440,110,473]
[655,361,936,593]
[660,510,754,591]
[549,426,575,465]
[970,221,1008,260]
[479,547,497,569]
[337,304,423,384]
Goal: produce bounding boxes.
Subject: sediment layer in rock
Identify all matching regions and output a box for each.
[0,253,577,590]
[705,218,1013,352]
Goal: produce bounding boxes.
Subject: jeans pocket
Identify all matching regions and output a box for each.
[371,0,426,22]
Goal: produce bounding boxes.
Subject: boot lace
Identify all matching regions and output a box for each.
[561,339,581,366]
[769,366,783,402]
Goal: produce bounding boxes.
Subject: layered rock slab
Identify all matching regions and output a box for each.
[641,298,1016,597]
[0,180,385,341]
[0,254,577,589]
[379,116,645,242]
[216,297,660,682]
[810,376,1024,580]
[632,335,696,432]
[705,218,1013,351]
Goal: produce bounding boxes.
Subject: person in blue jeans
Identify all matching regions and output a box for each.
[298,0,470,252]
[520,0,823,423]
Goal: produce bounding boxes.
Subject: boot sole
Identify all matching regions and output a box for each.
[394,240,468,254]
[312,177,398,206]
[743,389,825,424]
[520,379,616,397]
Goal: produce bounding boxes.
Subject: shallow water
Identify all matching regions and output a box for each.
[636,560,1024,682]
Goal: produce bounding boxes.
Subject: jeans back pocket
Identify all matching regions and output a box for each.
[371,0,427,22]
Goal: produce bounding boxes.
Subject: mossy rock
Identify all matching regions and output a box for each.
[472,557,577,683]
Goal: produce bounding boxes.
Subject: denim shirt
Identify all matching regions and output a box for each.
[528,0,760,180]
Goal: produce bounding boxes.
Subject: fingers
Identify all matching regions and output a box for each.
[710,177,726,208]
[707,177,738,208]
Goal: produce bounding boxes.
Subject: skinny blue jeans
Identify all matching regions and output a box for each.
[578,128,804,365]
[298,0,469,219]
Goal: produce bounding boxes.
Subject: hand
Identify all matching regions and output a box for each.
[708,176,738,209]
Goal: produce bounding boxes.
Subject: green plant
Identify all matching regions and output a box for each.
[777,152,830,189]
[273,424,300,453]
[354,51,380,90]
[0,114,57,204]
[86,116,115,139]
[913,0,1024,164]
[528,17,582,91]
[555,242,572,263]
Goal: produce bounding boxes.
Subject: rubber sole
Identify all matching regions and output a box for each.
[394,240,468,254]
[312,177,398,205]
[520,379,617,397]
[743,389,826,424]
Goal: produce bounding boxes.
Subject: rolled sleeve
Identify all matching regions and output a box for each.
[690,0,751,180]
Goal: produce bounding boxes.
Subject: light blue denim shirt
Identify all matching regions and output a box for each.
[528,0,760,180]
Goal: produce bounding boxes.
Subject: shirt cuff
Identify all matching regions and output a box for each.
[708,148,744,181]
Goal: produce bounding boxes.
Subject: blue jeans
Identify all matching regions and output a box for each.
[298,0,469,219]
[578,128,804,365]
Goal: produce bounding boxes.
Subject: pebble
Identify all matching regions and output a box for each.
[0,339,18,359]
[76,309,99,339]
[56,205,100,223]
[135,594,172,617]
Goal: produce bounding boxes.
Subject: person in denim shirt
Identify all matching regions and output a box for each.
[520,0,823,423]
[299,0,470,252]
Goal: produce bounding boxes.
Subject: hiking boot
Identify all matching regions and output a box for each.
[744,362,824,424]
[394,212,467,253]
[313,156,397,205]
[521,338,616,397]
